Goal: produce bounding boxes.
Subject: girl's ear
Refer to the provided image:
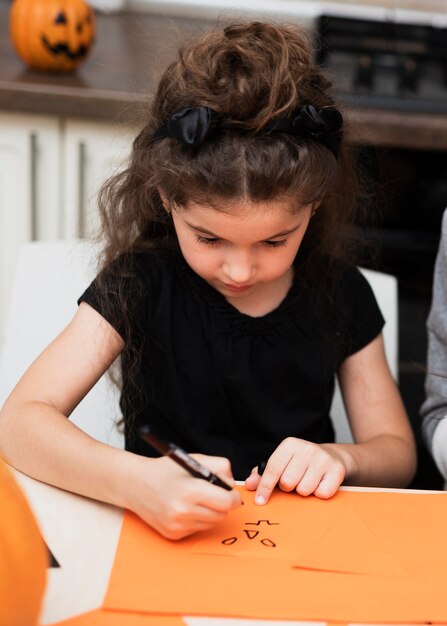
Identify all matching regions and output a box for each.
[157,187,170,213]
[311,200,321,216]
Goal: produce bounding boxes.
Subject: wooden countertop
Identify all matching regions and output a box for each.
[1,0,447,150]
[0,3,208,122]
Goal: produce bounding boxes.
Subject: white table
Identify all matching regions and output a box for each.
[13,469,122,624]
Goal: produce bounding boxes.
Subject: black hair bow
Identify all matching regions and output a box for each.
[267,105,343,157]
[152,104,343,158]
[152,107,217,146]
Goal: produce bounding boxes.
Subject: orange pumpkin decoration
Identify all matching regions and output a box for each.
[0,458,47,626]
[9,0,95,73]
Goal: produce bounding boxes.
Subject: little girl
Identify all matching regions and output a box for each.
[0,21,416,539]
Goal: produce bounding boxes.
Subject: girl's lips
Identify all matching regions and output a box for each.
[221,282,254,292]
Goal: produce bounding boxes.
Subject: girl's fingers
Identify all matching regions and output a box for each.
[194,504,235,522]
[155,517,226,541]
[250,439,348,505]
[191,480,243,512]
[146,486,241,540]
[314,468,345,499]
[277,457,307,492]
[254,452,294,505]
[193,454,235,483]
[254,442,347,503]
[293,465,325,496]
[245,466,261,490]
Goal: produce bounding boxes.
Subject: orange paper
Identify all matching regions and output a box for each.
[104,487,447,623]
[294,508,405,576]
[49,608,185,625]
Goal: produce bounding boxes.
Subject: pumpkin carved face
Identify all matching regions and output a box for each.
[9,0,95,73]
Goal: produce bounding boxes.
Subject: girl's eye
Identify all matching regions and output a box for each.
[263,239,287,248]
[196,235,221,246]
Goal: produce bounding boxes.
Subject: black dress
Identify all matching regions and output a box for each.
[78,249,384,479]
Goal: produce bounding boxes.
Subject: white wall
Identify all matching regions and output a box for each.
[89,0,126,11]
[126,0,447,27]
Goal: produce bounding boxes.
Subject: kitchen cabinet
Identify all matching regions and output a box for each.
[0,112,136,342]
[0,113,61,338]
[62,119,135,239]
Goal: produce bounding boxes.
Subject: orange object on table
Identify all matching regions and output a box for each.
[0,458,47,626]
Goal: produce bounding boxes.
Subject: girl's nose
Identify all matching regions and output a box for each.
[222,251,256,284]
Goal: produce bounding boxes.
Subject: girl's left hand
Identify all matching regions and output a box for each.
[245,437,350,505]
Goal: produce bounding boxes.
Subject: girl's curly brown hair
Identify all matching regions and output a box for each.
[93,21,370,435]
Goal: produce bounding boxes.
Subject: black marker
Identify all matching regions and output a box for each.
[257,460,267,476]
[138,425,233,491]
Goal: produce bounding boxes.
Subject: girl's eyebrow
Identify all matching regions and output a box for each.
[184,220,302,239]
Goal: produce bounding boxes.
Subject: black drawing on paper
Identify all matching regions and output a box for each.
[221,519,280,548]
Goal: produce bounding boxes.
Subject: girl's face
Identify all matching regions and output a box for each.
[170,197,314,304]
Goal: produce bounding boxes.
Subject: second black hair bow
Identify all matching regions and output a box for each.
[269,105,343,157]
[292,104,343,135]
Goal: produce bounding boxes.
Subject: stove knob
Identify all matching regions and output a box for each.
[355,54,375,90]
[398,57,420,93]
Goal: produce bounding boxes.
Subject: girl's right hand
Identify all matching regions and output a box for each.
[124,454,242,540]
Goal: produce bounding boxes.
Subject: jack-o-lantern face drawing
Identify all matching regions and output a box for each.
[221,519,280,548]
[9,0,96,73]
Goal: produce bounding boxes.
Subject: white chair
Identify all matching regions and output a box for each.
[330,267,398,443]
[0,240,124,448]
[0,241,397,448]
